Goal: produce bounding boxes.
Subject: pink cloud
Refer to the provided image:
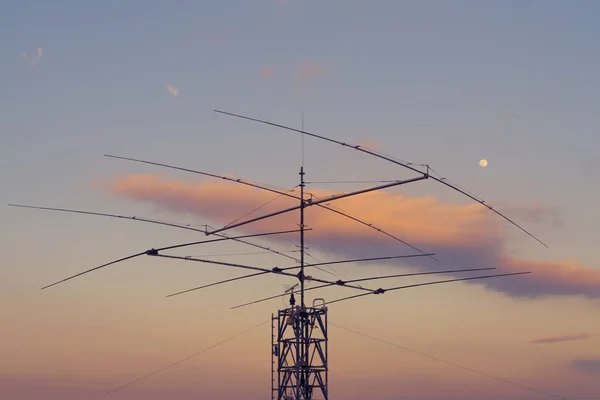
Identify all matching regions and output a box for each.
[260,66,276,78]
[105,174,600,300]
[295,61,327,81]
[20,46,42,66]
[165,84,178,97]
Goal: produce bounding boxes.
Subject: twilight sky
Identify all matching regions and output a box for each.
[1,1,599,399]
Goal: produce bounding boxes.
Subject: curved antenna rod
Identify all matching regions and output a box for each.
[8,204,301,264]
[325,271,532,305]
[104,155,434,260]
[214,110,547,248]
[41,252,147,290]
[105,154,291,197]
[40,229,304,290]
[214,110,427,176]
[154,254,375,292]
[428,175,548,247]
[167,253,435,298]
[230,267,496,310]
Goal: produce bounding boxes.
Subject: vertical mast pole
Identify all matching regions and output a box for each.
[300,166,305,307]
[300,111,306,308]
[297,165,306,400]
[299,112,307,399]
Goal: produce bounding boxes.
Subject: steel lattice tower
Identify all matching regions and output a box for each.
[272,299,328,400]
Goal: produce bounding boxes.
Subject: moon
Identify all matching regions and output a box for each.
[479,159,488,168]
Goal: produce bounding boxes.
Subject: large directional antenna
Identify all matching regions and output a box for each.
[9,109,546,400]
[213,109,548,248]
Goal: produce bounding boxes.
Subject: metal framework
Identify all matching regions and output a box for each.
[8,109,548,400]
[272,298,329,400]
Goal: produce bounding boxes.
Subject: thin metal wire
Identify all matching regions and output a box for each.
[331,323,568,400]
[91,319,269,400]
[304,250,348,282]
[222,186,298,229]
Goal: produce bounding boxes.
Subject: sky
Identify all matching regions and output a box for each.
[1,0,599,399]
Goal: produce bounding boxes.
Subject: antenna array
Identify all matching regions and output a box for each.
[9,110,546,400]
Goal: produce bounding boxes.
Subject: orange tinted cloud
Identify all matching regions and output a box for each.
[107,174,600,299]
[295,61,326,80]
[165,84,178,97]
[260,66,276,77]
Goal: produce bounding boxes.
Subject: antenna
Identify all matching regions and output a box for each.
[103,155,435,259]
[301,111,305,168]
[8,109,544,400]
[213,109,548,248]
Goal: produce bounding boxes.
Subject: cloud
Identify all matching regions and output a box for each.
[105,174,600,300]
[260,66,276,78]
[20,46,42,66]
[531,334,590,344]
[166,84,178,97]
[571,359,600,374]
[492,200,564,227]
[295,61,327,81]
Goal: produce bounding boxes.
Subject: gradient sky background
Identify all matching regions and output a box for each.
[1,0,600,399]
